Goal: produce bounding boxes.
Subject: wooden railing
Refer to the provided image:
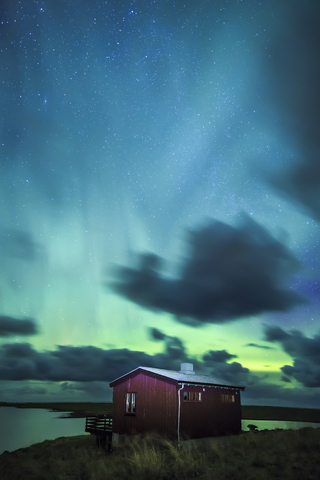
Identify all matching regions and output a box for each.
[85,414,113,435]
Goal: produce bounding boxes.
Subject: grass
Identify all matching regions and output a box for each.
[1,428,320,480]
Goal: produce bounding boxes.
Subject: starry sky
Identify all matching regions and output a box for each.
[1,0,320,408]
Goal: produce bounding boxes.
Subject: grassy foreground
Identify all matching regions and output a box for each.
[1,428,320,480]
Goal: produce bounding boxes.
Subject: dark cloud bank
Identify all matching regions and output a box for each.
[109,215,303,325]
[1,326,319,407]
[0,330,253,387]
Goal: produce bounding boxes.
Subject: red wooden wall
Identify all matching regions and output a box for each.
[180,385,242,439]
[112,370,242,439]
[112,371,178,439]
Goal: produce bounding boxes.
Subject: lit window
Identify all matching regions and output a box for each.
[221,394,235,403]
[183,391,202,401]
[126,392,136,413]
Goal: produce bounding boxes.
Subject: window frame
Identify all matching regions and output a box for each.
[221,393,235,403]
[125,392,136,415]
[183,391,202,402]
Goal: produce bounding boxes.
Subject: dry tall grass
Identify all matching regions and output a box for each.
[1,428,320,480]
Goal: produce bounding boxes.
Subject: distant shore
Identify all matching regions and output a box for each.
[1,402,320,422]
[241,405,320,423]
[0,402,112,417]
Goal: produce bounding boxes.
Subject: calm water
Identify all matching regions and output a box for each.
[0,407,87,454]
[241,419,320,431]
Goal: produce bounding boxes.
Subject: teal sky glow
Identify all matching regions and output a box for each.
[1,0,320,407]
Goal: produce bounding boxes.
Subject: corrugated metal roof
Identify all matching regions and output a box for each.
[110,366,245,390]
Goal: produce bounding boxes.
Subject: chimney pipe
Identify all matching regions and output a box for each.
[179,363,195,375]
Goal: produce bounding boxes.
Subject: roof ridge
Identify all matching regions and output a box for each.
[109,365,245,390]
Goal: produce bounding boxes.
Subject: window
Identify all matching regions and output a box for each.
[183,391,202,402]
[221,394,235,403]
[126,392,136,413]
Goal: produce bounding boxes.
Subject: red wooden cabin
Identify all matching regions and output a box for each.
[109,363,245,441]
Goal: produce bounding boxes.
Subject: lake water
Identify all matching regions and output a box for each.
[0,407,87,455]
[1,407,319,455]
[241,419,320,431]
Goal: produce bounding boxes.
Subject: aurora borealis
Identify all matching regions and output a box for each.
[1,0,320,407]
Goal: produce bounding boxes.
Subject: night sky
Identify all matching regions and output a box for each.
[1,0,320,408]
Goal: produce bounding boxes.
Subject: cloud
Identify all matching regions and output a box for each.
[0,343,150,382]
[241,382,320,409]
[2,342,36,357]
[263,325,289,343]
[0,316,38,337]
[61,381,86,392]
[109,215,303,325]
[264,325,320,362]
[245,343,275,350]
[60,381,111,399]
[202,349,259,387]
[0,330,256,388]
[281,361,320,388]
[264,325,320,387]
[4,329,317,407]
[281,375,291,383]
[149,328,259,387]
[165,335,186,360]
[148,328,186,360]
[202,350,237,363]
[149,327,166,341]
[266,3,320,220]
[0,336,189,383]
[5,384,47,397]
